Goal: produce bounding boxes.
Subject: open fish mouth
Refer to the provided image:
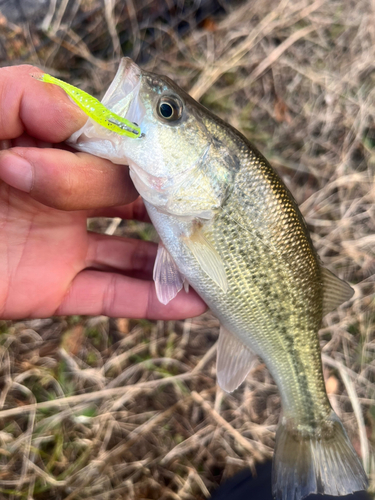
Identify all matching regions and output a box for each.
[100,58,145,127]
[68,58,145,157]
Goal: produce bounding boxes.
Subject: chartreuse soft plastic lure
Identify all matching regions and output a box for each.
[33,73,141,138]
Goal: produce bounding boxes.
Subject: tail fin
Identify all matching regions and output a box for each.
[272,412,368,500]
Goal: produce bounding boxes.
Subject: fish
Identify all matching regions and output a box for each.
[37,58,369,499]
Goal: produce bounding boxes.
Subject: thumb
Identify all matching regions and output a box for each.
[0,65,87,142]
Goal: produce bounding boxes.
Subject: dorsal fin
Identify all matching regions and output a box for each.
[217,326,256,392]
[321,267,354,316]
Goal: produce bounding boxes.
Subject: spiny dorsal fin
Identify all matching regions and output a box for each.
[153,243,185,305]
[183,229,228,292]
[321,267,354,316]
[217,326,256,392]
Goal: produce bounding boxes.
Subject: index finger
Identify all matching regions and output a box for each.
[0,65,87,142]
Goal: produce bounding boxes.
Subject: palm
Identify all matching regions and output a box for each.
[0,182,88,318]
[0,175,207,320]
[0,63,206,320]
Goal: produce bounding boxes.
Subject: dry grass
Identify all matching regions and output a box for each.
[0,0,374,498]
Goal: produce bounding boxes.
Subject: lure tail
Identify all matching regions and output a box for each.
[272,411,368,500]
[31,72,141,138]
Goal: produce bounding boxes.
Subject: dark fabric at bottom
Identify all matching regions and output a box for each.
[210,461,371,500]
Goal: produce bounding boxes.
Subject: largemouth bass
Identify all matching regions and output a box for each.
[57,58,367,499]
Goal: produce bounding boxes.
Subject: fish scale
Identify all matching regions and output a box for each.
[196,142,328,425]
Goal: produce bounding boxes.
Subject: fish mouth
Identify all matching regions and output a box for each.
[100,58,144,126]
[67,58,145,154]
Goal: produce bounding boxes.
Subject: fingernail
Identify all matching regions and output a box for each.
[0,151,33,192]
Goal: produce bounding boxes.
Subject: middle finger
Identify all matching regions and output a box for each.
[86,232,157,280]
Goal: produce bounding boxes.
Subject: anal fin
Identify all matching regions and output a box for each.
[217,326,256,392]
[153,243,185,305]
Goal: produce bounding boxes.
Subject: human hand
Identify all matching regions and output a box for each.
[0,65,207,320]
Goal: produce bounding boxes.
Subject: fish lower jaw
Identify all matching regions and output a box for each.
[128,163,170,208]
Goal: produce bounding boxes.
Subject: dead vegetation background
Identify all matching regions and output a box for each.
[0,0,374,498]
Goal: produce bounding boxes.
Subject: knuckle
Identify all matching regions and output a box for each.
[102,274,117,316]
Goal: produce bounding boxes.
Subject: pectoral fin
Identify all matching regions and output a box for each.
[153,243,185,305]
[217,326,256,392]
[183,230,228,292]
[321,267,354,316]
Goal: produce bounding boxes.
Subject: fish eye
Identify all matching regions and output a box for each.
[157,96,183,122]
